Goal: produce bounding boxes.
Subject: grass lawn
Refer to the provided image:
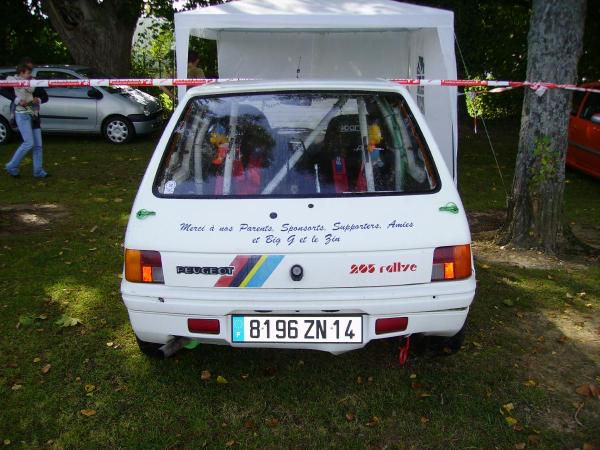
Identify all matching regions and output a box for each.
[0,121,599,449]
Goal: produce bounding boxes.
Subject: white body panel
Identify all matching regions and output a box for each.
[121,79,475,354]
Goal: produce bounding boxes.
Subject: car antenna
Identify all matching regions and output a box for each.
[296,56,302,79]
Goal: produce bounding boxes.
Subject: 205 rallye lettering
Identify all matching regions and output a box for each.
[350,262,418,274]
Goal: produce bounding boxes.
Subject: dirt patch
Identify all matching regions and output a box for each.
[516,308,600,435]
[472,240,592,270]
[468,210,507,236]
[469,209,600,435]
[572,223,600,249]
[0,203,69,235]
[468,210,600,270]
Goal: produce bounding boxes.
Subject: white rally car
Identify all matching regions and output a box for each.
[121,79,475,360]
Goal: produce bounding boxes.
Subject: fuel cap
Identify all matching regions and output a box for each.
[290,264,303,281]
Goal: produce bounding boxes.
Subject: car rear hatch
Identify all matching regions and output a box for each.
[124,88,471,289]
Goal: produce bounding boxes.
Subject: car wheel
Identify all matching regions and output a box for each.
[0,117,12,145]
[135,336,163,358]
[102,116,135,144]
[427,325,466,355]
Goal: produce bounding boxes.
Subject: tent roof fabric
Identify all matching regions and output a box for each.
[175,0,453,38]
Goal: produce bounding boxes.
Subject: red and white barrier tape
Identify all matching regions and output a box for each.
[0,78,221,88]
[0,78,598,94]
[389,79,600,94]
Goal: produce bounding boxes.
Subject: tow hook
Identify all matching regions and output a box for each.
[159,336,190,358]
[398,335,411,365]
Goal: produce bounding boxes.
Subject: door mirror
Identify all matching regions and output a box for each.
[591,113,600,125]
[87,88,103,100]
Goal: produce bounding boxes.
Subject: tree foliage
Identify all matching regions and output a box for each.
[407,0,599,118]
[407,0,598,82]
[0,0,222,76]
[0,0,70,67]
[129,2,222,110]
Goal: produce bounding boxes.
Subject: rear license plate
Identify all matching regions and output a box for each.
[231,315,362,344]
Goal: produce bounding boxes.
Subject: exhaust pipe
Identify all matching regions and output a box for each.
[159,336,190,358]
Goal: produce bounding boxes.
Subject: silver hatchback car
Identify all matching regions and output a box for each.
[0,65,162,144]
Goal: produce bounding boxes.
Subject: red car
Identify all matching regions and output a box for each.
[568,82,600,178]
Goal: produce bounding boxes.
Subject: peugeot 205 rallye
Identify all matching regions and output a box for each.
[121,79,475,360]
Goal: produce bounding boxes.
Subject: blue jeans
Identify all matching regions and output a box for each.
[5,113,47,177]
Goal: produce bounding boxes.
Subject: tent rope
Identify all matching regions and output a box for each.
[454,34,509,202]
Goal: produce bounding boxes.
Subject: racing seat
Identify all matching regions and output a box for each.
[212,104,274,195]
[321,115,365,193]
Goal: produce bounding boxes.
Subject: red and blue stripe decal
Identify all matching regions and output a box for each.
[215,255,284,288]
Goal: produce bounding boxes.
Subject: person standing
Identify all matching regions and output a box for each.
[186,51,206,79]
[4,62,48,178]
[159,50,206,101]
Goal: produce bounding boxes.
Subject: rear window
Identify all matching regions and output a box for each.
[581,92,600,121]
[571,91,585,116]
[154,91,439,198]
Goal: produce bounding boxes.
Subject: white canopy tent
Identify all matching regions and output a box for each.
[174,0,458,178]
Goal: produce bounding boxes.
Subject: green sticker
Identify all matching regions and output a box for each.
[439,202,459,214]
[136,209,156,220]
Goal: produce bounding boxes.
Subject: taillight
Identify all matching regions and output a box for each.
[125,249,164,283]
[188,319,220,334]
[431,245,472,281]
[375,317,408,335]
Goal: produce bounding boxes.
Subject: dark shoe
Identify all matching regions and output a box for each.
[5,169,20,178]
[34,173,50,178]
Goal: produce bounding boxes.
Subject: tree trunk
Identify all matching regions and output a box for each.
[497,0,587,255]
[40,0,143,77]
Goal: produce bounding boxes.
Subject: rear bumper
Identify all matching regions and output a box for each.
[122,277,476,353]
